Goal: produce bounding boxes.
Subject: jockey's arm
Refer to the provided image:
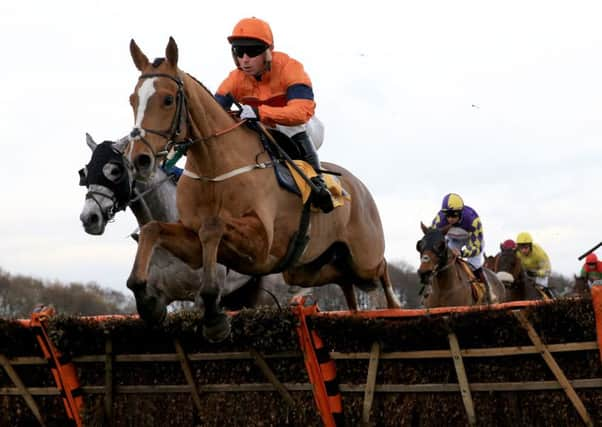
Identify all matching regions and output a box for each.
[460,218,483,258]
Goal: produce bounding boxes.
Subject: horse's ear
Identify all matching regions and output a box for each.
[420,222,429,235]
[113,135,130,153]
[85,133,97,151]
[440,224,452,236]
[130,39,150,71]
[165,37,178,67]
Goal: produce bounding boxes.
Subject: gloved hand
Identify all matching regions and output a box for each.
[239,104,259,121]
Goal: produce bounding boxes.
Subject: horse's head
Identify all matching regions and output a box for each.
[416,222,451,284]
[495,248,522,287]
[483,253,497,270]
[79,133,134,235]
[128,37,188,179]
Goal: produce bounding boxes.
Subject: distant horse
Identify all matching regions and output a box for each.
[124,38,401,341]
[416,223,504,307]
[78,134,286,321]
[489,249,551,301]
[571,275,592,298]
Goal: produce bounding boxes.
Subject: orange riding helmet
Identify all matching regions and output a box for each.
[228,17,274,47]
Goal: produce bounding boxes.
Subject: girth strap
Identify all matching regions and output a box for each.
[271,200,312,273]
[182,161,274,182]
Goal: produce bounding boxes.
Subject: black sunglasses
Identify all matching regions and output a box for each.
[445,211,460,218]
[232,45,268,58]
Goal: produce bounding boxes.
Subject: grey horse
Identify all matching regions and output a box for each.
[79,134,287,323]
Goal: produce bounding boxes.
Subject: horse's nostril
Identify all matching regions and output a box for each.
[134,154,152,171]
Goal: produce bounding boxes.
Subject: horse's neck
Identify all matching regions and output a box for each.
[130,171,178,226]
[183,74,259,174]
[434,258,458,289]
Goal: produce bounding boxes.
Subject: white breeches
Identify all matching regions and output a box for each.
[446,237,484,270]
[535,275,549,288]
[273,116,324,150]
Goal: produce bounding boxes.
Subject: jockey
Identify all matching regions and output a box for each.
[500,239,517,251]
[515,232,553,293]
[431,193,489,292]
[214,17,334,213]
[579,253,602,284]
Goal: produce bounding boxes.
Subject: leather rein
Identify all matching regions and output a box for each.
[130,73,257,182]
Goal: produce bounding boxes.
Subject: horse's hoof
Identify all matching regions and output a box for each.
[127,277,147,292]
[135,295,167,325]
[203,312,231,343]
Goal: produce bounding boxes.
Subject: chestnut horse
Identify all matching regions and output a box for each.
[488,249,550,301]
[124,38,400,341]
[416,223,504,307]
[78,134,288,320]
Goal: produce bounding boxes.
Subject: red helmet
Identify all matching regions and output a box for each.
[500,239,517,250]
[228,17,274,47]
[585,253,598,264]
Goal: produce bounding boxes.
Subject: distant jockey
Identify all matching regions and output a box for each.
[214,17,333,213]
[515,232,553,295]
[500,239,517,251]
[579,252,602,284]
[431,193,489,295]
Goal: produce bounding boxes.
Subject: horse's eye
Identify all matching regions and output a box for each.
[103,163,123,182]
[163,95,174,106]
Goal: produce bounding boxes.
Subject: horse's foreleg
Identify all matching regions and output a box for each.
[127,221,202,324]
[198,217,230,342]
[127,221,202,289]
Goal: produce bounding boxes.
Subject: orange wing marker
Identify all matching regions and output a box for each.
[30,305,84,427]
[591,281,602,361]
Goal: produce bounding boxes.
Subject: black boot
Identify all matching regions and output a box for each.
[473,267,492,304]
[292,132,334,213]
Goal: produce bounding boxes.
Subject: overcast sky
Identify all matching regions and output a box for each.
[1,1,601,292]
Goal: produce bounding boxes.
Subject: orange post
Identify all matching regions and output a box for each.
[591,282,602,361]
[30,306,83,427]
[292,297,343,427]
[309,329,343,423]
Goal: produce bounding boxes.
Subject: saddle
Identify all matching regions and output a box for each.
[256,127,349,209]
[457,259,487,304]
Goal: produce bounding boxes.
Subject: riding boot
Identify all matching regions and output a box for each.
[473,267,492,304]
[292,132,334,213]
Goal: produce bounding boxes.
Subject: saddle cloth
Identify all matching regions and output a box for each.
[457,259,487,304]
[286,160,351,209]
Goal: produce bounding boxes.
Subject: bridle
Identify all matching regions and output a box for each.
[418,242,457,285]
[130,73,189,160]
[79,142,136,222]
[129,72,246,165]
[80,141,174,223]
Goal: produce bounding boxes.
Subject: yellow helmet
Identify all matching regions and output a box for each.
[441,193,464,213]
[516,232,533,245]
